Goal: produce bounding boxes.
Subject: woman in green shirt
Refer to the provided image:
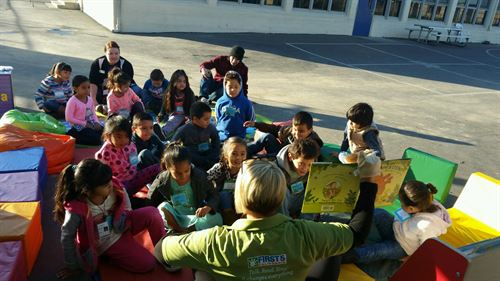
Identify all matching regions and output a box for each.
[154,157,379,281]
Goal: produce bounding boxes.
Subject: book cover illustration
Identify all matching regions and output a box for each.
[302,159,410,214]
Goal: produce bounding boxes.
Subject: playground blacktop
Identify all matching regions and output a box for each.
[2,2,500,207]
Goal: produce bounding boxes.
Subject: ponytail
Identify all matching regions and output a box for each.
[106,67,131,90]
[53,159,113,224]
[399,180,439,213]
[49,62,72,77]
[53,164,80,223]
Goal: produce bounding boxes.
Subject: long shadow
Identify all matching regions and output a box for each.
[126,32,500,92]
[0,45,94,110]
[6,0,34,50]
[253,102,474,146]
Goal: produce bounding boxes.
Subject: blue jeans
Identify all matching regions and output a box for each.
[354,209,407,263]
[130,83,142,97]
[199,76,223,102]
[247,133,282,156]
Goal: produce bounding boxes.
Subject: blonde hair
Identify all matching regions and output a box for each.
[234,160,286,216]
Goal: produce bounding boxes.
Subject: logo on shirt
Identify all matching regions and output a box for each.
[247,254,287,268]
[221,105,240,117]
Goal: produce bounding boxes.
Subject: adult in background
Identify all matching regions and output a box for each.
[89,41,141,110]
[199,45,248,103]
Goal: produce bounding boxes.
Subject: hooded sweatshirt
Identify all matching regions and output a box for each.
[393,200,451,255]
[276,144,309,217]
[215,71,255,141]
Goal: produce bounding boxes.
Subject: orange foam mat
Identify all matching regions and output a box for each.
[99,230,193,281]
[0,124,75,174]
[0,202,42,275]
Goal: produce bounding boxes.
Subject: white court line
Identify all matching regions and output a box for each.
[410,44,500,71]
[287,42,412,46]
[429,91,500,97]
[486,49,500,60]
[358,44,500,87]
[351,62,483,66]
[286,42,444,95]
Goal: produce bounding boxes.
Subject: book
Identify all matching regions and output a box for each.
[301,159,410,213]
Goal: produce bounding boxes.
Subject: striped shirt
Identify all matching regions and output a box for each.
[34,76,72,109]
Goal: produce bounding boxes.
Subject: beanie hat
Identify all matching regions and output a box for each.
[230,46,245,61]
[354,149,381,178]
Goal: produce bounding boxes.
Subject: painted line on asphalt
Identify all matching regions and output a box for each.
[286,42,444,95]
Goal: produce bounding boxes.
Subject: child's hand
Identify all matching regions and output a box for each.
[195,206,211,217]
[56,267,81,279]
[201,68,212,78]
[243,121,255,127]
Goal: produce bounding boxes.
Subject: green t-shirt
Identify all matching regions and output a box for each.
[161,214,353,281]
[170,179,196,216]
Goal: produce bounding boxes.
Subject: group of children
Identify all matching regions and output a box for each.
[41,51,451,279]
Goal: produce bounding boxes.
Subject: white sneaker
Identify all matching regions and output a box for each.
[200,97,209,104]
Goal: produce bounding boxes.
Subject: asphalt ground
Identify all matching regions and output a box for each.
[1,1,499,280]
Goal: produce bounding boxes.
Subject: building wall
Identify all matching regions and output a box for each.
[119,0,355,34]
[80,0,500,43]
[81,0,115,31]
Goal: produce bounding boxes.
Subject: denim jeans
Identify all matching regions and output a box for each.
[354,209,407,263]
[199,76,223,102]
[247,133,282,156]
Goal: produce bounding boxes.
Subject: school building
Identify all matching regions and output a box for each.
[80,0,500,43]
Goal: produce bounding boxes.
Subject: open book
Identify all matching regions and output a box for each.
[301,159,410,213]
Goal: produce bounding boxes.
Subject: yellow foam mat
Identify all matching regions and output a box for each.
[439,208,500,248]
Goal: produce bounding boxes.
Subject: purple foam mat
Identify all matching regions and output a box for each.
[0,241,27,281]
[0,147,47,202]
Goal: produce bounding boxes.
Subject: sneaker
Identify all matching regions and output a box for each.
[200,97,210,105]
[153,123,167,142]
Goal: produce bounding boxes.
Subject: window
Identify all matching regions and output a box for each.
[332,0,347,11]
[374,0,387,15]
[293,0,347,12]
[313,0,329,9]
[494,3,500,26]
[408,0,422,18]
[389,0,402,16]
[453,0,491,24]
[294,0,311,8]
[421,0,436,19]
[221,0,282,5]
[409,0,448,20]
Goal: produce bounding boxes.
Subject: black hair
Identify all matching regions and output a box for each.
[53,159,112,223]
[102,115,132,141]
[288,139,320,160]
[160,142,191,170]
[190,101,212,119]
[150,69,164,81]
[72,75,90,88]
[399,180,439,213]
[346,103,374,128]
[49,62,72,76]
[162,69,195,116]
[292,111,313,129]
[132,112,153,127]
[107,67,132,90]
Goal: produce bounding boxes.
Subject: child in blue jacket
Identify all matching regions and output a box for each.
[215,71,255,142]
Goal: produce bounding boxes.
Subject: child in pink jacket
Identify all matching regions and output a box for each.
[65,75,103,145]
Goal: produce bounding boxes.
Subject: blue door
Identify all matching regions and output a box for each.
[352,0,376,36]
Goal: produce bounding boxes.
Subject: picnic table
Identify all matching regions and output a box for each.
[406,24,471,46]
